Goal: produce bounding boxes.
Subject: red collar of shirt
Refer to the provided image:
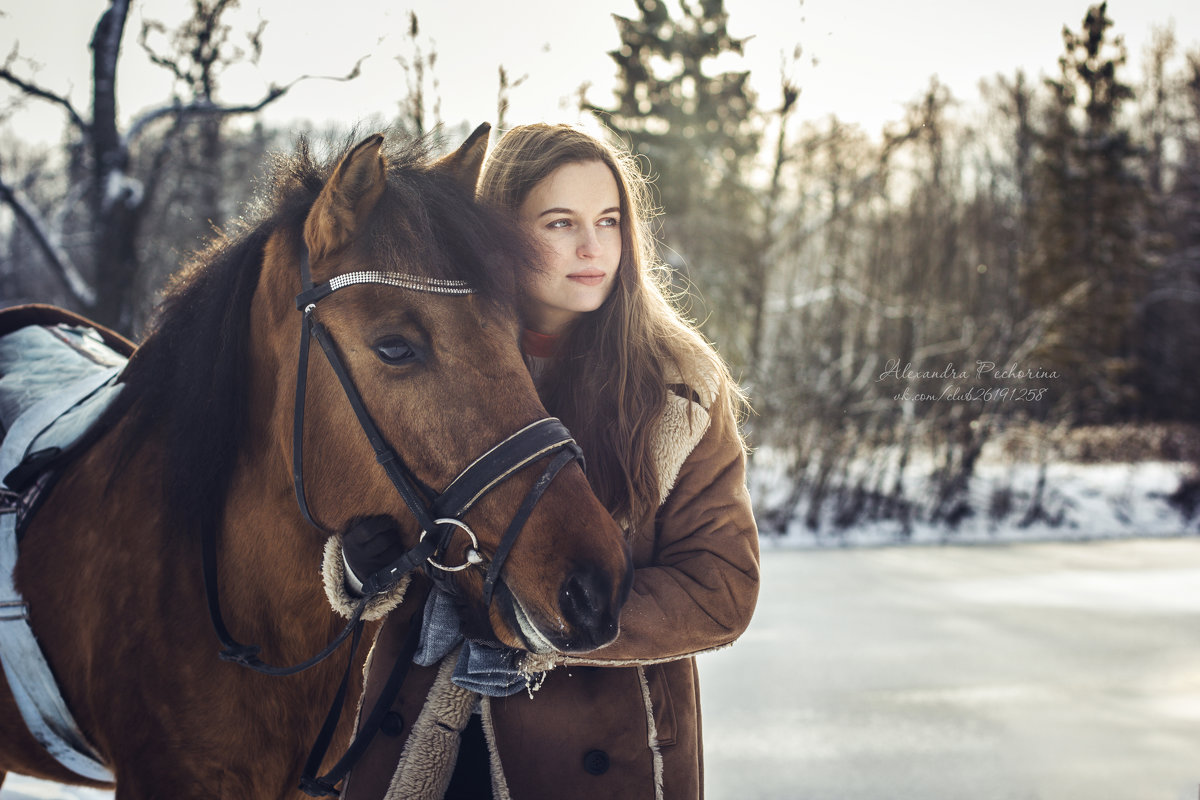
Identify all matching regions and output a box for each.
[521,329,561,359]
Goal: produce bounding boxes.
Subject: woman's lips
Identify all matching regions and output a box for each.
[568,270,606,286]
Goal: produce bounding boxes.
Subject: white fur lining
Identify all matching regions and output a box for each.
[480,698,512,800]
[637,665,666,800]
[652,391,710,507]
[664,358,720,410]
[384,647,478,800]
[320,536,410,621]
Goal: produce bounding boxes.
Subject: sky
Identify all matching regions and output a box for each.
[0,0,1197,147]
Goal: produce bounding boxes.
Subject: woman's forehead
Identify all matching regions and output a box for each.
[521,161,620,215]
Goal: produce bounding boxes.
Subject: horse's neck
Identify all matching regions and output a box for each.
[220,463,336,639]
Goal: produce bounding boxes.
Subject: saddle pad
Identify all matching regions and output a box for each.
[0,317,127,781]
[0,323,128,491]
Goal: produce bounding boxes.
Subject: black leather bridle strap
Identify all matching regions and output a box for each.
[296,620,365,796]
[292,307,323,532]
[203,540,369,675]
[432,418,582,519]
[292,304,444,588]
[481,445,580,607]
[298,613,422,797]
[305,314,441,540]
[347,419,584,600]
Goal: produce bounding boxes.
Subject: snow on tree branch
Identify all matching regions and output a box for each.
[0,173,97,307]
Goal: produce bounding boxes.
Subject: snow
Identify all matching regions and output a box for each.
[101,170,143,212]
[750,450,1197,548]
[0,781,107,800]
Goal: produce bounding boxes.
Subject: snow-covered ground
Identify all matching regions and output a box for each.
[699,538,1200,800]
[0,780,107,800]
[751,454,1197,547]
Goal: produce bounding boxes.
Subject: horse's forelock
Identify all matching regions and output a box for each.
[362,158,531,308]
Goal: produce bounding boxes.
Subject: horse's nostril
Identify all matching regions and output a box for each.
[559,566,617,648]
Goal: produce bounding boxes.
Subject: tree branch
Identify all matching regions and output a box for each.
[137,20,189,84]
[123,56,367,147]
[0,171,97,307]
[0,65,90,134]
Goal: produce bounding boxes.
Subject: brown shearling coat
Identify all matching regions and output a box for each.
[338,370,759,800]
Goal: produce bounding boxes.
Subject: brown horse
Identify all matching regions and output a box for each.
[0,125,631,797]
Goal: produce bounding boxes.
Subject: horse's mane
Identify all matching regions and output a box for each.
[103,131,531,542]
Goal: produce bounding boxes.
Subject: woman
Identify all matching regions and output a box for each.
[337,123,759,800]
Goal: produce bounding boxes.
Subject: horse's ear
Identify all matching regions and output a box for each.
[432,122,491,195]
[305,133,387,261]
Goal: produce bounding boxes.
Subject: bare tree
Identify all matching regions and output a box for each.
[0,0,361,332]
[395,11,440,138]
[496,65,527,132]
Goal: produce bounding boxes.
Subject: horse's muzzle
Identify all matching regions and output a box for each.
[555,562,630,652]
[499,551,632,654]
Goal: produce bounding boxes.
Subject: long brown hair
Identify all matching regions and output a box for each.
[478,123,744,529]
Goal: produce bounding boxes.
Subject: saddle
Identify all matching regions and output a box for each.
[0,303,133,784]
[0,304,132,503]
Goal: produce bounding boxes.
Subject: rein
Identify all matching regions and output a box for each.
[199,249,584,796]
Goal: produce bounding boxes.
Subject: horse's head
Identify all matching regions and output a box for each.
[252,127,631,653]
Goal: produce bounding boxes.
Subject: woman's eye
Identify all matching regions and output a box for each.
[373,336,417,365]
[547,219,571,229]
[598,217,619,228]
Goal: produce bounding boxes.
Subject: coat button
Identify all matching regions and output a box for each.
[582,749,610,775]
[380,711,405,737]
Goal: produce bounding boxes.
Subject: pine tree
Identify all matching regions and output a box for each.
[1137,44,1200,422]
[588,0,761,370]
[1027,2,1146,422]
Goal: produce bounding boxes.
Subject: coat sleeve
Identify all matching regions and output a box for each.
[560,392,760,666]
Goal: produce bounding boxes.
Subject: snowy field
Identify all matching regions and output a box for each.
[699,538,1200,800]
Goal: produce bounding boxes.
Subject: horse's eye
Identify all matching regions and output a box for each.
[373,336,417,365]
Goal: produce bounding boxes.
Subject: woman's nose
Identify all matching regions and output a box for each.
[577,228,601,258]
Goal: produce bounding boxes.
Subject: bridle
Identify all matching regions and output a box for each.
[200,249,585,796]
[289,251,584,602]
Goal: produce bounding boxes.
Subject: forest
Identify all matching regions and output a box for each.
[2,0,1199,539]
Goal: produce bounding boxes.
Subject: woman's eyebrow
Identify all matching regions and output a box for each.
[537,206,622,218]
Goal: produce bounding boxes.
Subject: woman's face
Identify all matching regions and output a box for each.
[517,159,622,336]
